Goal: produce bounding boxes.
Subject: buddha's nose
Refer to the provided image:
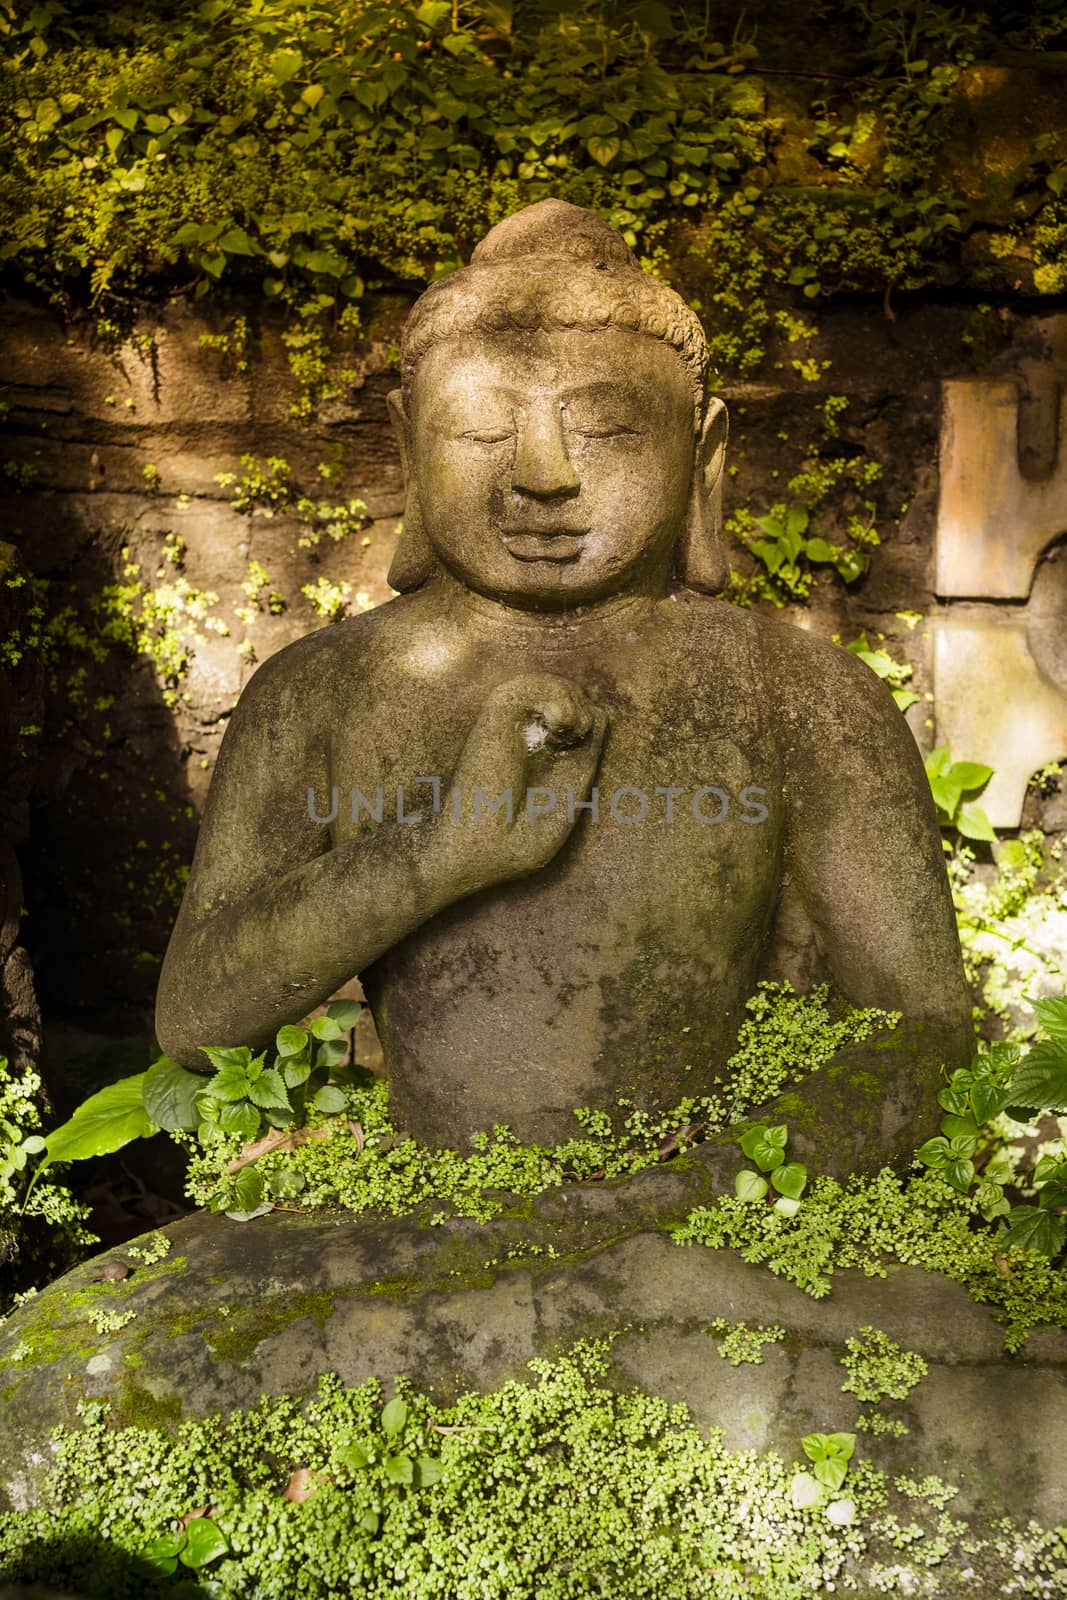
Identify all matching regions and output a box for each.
[510,400,580,498]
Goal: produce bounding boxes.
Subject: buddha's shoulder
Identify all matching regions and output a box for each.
[672,589,896,721]
[237,594,422,701]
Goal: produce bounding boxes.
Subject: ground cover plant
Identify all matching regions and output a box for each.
[3,1339,1067,1599]
[5,7,1067,1590]
[10,981,1067,1353]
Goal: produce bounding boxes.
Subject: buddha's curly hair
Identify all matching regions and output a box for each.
[401,199,708,413]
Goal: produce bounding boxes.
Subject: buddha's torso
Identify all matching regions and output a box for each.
[324,587,786,1145]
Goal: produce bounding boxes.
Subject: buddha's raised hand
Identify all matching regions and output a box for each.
[429,672,608,897]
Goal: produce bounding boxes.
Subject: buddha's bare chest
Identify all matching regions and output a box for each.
[325,621,786,1142]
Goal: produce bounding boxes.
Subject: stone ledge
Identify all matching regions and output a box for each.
[2,1190,1064,1526]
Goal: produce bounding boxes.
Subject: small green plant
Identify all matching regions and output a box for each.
[734,1123,808,1215]
[739,503,873,603]
[916,995,1067,1259]
[125,1230,171,1266]
[0,1051,96,1312]
[215,454,292,515]
[295,495,368,550]
[143,1516,228,1577]
[301,576,354,619]
[846,631,919,713]
[924,746,995,842]
[790,1431,857,1519]
[330,1394,444,1532]
[839,1326,927,1403]
[22,1000,362,1222]
[708,1317,785,1365]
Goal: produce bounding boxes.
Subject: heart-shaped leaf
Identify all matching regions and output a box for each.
[790,1471,822,1510]
[327,1000,362,1029]
[735,1170,769,1202]
[179,1517,227,1569]
[276,1026,309,1058]
[949,761,993,792]
[312,1086,347,1116]
[311,1014,344,1042]
[770,1161,807,1200]
[813,1456,848,1492]
[587,134,621,166]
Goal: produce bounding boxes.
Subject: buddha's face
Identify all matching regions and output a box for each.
[404,326,696,609]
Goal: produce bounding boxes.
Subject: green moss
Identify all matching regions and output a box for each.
[202,1290,336,1365]
[115,1383,183,1431]
[846,1071,882,1100]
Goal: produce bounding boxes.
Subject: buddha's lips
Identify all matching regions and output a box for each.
[500,528,587,562]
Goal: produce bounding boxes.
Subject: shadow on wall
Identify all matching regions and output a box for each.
[2,292,406,1230]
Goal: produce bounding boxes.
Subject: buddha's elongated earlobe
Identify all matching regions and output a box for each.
[386,389,439,593]
[387,499,438,593]
[677,395,729,594]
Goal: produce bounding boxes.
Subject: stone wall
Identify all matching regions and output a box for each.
[3,280,1067,1088]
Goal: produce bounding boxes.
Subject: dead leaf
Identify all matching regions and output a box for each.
[179,1504,212,1530]
[226,1126,326,1174]
[283,1467,329,1502]
[227,1118,367,1175]
[658,1122,704,1160]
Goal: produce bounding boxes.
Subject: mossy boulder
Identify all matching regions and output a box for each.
[2,1163,1065,1533]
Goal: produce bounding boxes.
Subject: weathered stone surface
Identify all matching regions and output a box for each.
[933,608,1067,826]
[1,1196,1064,1527]
[0,543,42,1083]
[936,378,1067,600]
[942,63,1067,204]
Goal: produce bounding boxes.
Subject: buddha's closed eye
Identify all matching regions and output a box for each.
[461,426,516,444]
[568,423,642,439]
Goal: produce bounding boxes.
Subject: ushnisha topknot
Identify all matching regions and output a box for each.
[400,198,709,415]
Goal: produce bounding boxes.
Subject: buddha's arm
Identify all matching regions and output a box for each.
[155,641,428,1066]
[156,651,605,1068]
[713,626,974,1181]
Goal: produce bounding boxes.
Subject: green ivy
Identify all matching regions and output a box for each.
[3,0,1067,371]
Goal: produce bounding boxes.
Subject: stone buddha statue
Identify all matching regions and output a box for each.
[156,199,972,1179]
